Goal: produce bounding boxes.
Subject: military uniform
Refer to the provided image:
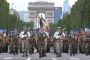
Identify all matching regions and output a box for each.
[63,37,69,53]
[38,32,47,58]
[12,35,19,55]
[19,31,30,57]
[69,37,78,56]
[54,32,64,57]
[47,37,51,53]
[28,35,34,55]
[78,30,86,54]
[8,36,13,54]
[85,37,90,55]
[0,36,3,53]
[79,37,85,54]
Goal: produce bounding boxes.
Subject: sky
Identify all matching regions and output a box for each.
[6,0,77,11]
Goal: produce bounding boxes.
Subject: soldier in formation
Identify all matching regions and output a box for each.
[11,33,19,55]
[85,32,90,56]
[69,37,78,56]
[0,32,3,53]
[19,25,30,57]
[78,28,86,54]
[38,28,47,58]
[28,34,34,55]
[54,27,65,57]
[1,26,90,58]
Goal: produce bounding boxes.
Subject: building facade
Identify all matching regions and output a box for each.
[18,11,29,22]
[28,1,55,24]
[61,0,70,19]
[54,7,62,23]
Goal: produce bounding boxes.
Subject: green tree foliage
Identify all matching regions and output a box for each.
[58,0,90,31]
[0,0,25,32]
[0,0,9,29]
[49,23,57,33]
[27,21,34,31]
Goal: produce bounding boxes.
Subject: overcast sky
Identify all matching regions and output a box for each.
[6,0,77,11]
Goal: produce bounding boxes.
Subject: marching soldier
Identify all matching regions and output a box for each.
[28,34,34,55]
[12,30,19,55]
[69,37,78,56]
[78,28,86,54]
[85,38,90,55]
[43,27,50,53]
[38,28,47,58]
[19,25,30,57]
[2,32,8,53]
[0,32,4,53]
[54,27,65,57]
[8,35,12,54]
[85,32,90,56]
[63,36,69,53]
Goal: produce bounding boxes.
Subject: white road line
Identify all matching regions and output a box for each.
[52,58,57,60]
[3,57,13,59]
[68,58,80,60]
[26,58,31,60]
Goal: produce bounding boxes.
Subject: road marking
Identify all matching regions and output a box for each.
[34,49,37,53]
[3,57,13,59]
[26,58,31,60]
[68,58,80,60]
[52,58,57,60]
[2,53,7,54]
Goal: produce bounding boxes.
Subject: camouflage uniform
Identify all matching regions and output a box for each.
[38,32,47,58]
[85,37,90,55]
[28,35,34,55]
[47,37,51,53]
[12,35,19,55]
[63,37,69,53]
[69,37,78,56]
[8,36,13,54]
[0,36,3,53]
[79,37,85,54]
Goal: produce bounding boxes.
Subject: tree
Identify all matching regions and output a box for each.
[0,0,9,29]
[49,23,57,34]
[58,0,90,31]
[27,22,34,31]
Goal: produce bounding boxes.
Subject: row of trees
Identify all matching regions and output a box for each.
[58,0,90,31]
[0,0,34,33]
[0,0,9,29]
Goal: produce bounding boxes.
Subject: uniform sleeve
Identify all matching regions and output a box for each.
[54,32,60,39]
[62,32,65,37]
[54,32,59,37]
[19,32,26,38]
[27,32,30,37]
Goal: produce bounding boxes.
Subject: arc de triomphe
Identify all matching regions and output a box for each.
[28,1,54,29]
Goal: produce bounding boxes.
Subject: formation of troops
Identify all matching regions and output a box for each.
[0,25,90,58]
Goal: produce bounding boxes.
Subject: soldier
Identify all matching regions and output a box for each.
[43,27,50,53]
[8,35,12,54]
[38,28,47,58]
[28,34,34,55]
[54,27,65,57]
[85,32,90,56]
[2,32,8,53]
[78,28,86,54]
[12,31,19,55]
[19,25,30,57]
[0,32,3,53]
[69,37,78,56]
[63,36,69,53]
[47,36,51,53]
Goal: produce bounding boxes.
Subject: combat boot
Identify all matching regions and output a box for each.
[39,53,42,58]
